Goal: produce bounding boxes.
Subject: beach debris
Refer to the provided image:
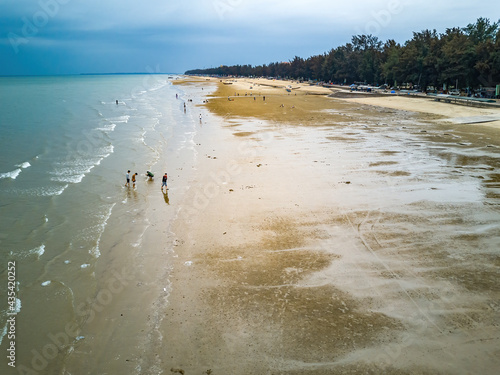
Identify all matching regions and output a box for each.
[229,189,234,192]
[257,163,262,167]
[171,368,185,375]
[41,281,51,287]
[184,261,193,266]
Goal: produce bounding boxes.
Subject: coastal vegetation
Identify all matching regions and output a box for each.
[186,18,500,90]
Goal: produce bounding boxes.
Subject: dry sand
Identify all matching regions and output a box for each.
[137,77,500,374]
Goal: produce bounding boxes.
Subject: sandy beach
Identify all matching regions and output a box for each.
[59,77,500,374]
[118,77,498,374]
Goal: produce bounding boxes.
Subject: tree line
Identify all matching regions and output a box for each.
[185,18,500,91]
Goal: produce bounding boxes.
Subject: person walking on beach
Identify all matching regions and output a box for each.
[161,172,168,191]
[125,170,131,187]
[199,114,202,123]
[132,172,138,188]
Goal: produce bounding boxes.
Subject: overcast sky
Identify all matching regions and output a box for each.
[0,0,499,75]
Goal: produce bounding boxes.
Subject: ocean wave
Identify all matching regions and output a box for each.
[28,244,45,259]
[90,203,116,259]
[107,115,130,123]
[0,297,21,345]
[44,144,113,193]
[50,174,85,184]
[50,147,112,184]
[16,161,31,169]
[0,168,21,180]
[0,160,32,180]
[1,185,68,197]
[0,323,7,346]
[96,123,117,133]
[36,185,68,197]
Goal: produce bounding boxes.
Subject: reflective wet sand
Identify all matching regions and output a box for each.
[145,80,499,374]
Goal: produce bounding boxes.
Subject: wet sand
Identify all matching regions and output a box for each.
[67,78,500,374]
[127,78,500,374]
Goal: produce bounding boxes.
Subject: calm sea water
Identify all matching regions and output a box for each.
[0,74,204,371]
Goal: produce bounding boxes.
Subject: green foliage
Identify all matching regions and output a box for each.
[185,18,500,90]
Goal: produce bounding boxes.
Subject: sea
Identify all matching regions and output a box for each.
[0,74,207,373]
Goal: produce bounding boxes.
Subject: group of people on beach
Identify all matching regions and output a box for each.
[125,170,168,191]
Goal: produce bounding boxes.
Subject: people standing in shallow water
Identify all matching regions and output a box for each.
[161,172,168,191]
[125,170,130,187]
[132,172,138,188]
[146,171,154,180]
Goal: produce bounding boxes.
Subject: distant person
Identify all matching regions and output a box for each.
[146,171,154,180]
[199,114,202,123]
[132,172,138,188]
[116,100,118,105]
[263,96,265,101]
[125,170,131,187]
[162,172,168,191]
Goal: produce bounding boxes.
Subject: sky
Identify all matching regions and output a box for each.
[0,0,499,75]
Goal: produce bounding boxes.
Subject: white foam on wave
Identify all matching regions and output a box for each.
[11,298,21,314]
[51,145,114,184]
[96,123,117,133]
[108,115,130,123]
[0,323,7,346]
[36,185,68,197]
[16,161,31,169]
[0,168,21,180]
[90,203,116,258]
[6,185,68,197]
[0,296,21,346]
[28,244,45,259]
[41,280,51,287]
[51,174,85,184]
[80,264,90,269]
[0,161,32,180]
